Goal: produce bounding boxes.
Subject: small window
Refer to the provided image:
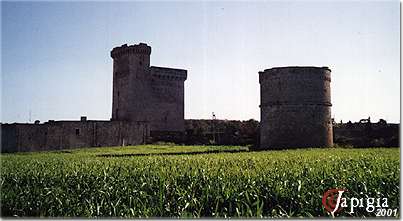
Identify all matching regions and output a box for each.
[139,61,143,66]
[75,128,80,136]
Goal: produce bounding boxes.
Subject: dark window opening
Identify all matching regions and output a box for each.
[139,61,143,66]
[164,112,169,122]
[75,128,80,136]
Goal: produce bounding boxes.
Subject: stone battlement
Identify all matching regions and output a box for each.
[110,43,151,59]
[261,66,331,73]
[259,66,331,84]
[151,66,187,81]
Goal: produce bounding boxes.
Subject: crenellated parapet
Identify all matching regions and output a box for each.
[151,66,187,81]
[259,66,331,84]
[110,43,151,59]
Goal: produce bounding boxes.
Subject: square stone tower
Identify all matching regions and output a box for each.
[110,43,187,132]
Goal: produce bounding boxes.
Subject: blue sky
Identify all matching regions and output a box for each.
[1,1,400,123]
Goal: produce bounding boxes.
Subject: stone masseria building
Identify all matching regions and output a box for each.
[1,43,187,152]
[258,66,333,149]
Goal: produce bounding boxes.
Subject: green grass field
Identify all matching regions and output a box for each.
[0,145,399,218]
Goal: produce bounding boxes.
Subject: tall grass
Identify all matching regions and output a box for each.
[0,146,399,218]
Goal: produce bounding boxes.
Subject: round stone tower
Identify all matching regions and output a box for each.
[258,66,333,149]
[110,43,152,121]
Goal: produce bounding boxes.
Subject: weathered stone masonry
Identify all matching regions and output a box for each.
[110,43,187,133]
[1,119,148,152]
[259,66,333,149]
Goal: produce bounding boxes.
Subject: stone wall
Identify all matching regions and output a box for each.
[333,122,399,147]
[259,66,333,149]
[1,120,149,153]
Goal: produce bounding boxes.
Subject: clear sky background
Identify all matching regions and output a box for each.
[1,1,400,123]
